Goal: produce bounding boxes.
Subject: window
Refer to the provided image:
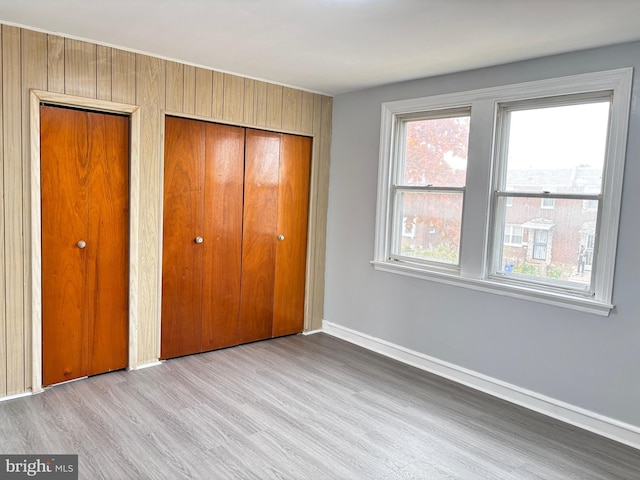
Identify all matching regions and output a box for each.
[389,110,470,267]
[540,198,555,209]
[402,216,416,238]
[492,98,612,292]
[532,230,549,261]
[374,69,632,316]
[503,225,523,246]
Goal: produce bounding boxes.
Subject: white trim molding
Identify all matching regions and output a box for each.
[323,320,640,451]
[302,329,324,336]
[0,391,33,403]
[130,360,163,370]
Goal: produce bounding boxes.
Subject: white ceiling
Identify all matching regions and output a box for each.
[2,0,640,95]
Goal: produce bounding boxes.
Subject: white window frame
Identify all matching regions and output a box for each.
[373,68,632,316]
[491,93,612,296]
[388,108,470,270]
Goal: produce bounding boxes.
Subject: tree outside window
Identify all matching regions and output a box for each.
[392,111,470,266]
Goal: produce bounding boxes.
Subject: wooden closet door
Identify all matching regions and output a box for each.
[273,134,312,337]
[201,123,245,351]
[238,130,280,343]
[41,106,91,385]
[86,111,130,375]
[161,117,205,359]
[41,105,129,386]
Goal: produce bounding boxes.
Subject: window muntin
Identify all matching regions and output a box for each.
[390,110,470,267]
[492,97,611,294]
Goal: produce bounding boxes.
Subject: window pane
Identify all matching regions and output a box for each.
[513,227,523,244]
[394,192,463,264]
[583,199,598,211]
[541,198,555,209]
[504,102,610,194]
[498,197,597,289]
[504,225,523,246]
[402,115,469,187]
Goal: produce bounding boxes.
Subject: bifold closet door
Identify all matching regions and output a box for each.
[201,123,245,351]
[238,130,312,343]
[238,130,281,343]
[273,133,312,337]
[162,118,311,355]
[41,105,129,386]
[161,117,245,358]
[161,117,205,359]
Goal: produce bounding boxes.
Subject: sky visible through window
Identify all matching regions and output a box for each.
[507,102,610,171]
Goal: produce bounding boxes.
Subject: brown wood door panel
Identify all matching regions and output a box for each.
[162,120,311,355]
[161,117,205,359]
[41,106,91,385]
[238,129,280,344]
[273,134,312,337]
[41,105,129,386]
[201,123,245,351]
[86,111,130,375]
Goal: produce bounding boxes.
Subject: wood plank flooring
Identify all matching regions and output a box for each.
[1,333,639,479]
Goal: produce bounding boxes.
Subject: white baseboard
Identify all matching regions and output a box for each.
[0,362,163,401]
[0,391,32,403]
[322,320,640,451]
[302,329,323,336]
[131,360,163,370]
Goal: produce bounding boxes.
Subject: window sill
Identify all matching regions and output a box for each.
[370,260,613,317]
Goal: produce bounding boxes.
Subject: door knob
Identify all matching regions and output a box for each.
[194,236,204,244]
[277,235,285,241]
[77,240,86,249]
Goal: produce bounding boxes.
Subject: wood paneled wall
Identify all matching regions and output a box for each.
[0,24,332,398]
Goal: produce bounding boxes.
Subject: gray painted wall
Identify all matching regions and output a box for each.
[325,41,640,427]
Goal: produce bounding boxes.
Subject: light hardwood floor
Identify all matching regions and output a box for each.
[1,333,639,479]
